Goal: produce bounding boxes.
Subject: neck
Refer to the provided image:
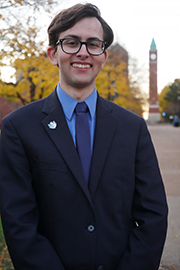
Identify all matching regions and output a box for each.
[59,82,95,102]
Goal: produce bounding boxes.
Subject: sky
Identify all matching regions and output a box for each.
[50,0,180,94]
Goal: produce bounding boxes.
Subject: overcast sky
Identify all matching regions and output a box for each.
[53,0,180,94]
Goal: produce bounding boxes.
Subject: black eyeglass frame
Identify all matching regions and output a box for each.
[56,38,107,56]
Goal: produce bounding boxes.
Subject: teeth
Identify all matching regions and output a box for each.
[72,64,91,68]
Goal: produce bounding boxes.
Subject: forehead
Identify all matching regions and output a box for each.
[59,17,104,40]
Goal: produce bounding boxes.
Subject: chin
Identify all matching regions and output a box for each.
[73,79,94,89]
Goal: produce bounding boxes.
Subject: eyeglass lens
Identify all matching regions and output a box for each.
[61,39,105,55]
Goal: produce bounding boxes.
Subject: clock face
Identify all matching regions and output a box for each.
[150,53,157,60]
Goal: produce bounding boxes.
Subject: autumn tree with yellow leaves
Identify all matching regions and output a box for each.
[0,21,59,104]
[97,44,146,116]
[0,52,59,105]
[0,0,59,104]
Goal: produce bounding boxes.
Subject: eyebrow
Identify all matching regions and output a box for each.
[62,35,102,41]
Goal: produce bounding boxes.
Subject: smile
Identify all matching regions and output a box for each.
[72,63,91,69]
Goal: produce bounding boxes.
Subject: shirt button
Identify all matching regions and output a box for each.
[87,225,95,232]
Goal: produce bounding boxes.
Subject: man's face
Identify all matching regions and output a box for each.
[48,17,107,94]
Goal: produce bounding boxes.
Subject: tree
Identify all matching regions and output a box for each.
[0,0,62,104]
[0,52,59,105]
[127,57,147,116]
[96,43,129,102]
[96,45,146,116]
[159,85,171,121]
[164,79,180,117]
[164,79,180,103]
[0,14,59,104]
[96,61,128,101]
[0,0,57,12]
[0,0,59,61]
[159,79,180,121]
[0,0,58,46]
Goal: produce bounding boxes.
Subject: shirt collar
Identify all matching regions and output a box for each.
[57,83,97,121]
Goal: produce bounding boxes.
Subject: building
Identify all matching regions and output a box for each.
[108,43,128,78]
[147,38,161,124]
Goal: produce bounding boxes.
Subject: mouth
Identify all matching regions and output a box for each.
[71,63,92,69]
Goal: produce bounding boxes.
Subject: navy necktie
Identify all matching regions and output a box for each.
[75,102,91,183]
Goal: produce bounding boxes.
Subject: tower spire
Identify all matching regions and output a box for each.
[150,38,157,51]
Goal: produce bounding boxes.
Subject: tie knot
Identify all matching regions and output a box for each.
[75,102,88,113]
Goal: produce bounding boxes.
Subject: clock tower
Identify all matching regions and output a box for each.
[148,38,160,124]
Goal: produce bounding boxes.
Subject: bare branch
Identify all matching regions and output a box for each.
[0,0,57,10]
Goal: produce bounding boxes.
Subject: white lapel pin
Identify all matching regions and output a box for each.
[48,121,57,129]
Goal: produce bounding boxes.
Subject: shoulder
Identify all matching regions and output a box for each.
[97,95,151,150]
[97,95,144,124]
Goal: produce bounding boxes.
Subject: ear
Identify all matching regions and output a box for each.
[47,46,58,66]
[101,51,108,69]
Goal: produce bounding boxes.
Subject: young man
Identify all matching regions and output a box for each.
[0,3,168,270]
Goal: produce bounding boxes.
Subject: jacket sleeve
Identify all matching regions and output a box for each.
[0,117,65,270]
[116,119,168,270]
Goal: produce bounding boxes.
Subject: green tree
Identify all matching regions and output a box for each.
[165,79,180,103]
[159,85,171,121]
[164,79,180,117]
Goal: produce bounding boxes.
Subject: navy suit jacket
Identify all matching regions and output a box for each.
[0,88,168,270]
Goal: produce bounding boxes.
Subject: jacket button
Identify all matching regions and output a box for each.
[87,225,95,232]
[97,266,103,270]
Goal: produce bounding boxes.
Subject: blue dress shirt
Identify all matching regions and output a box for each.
[57,83,97,153]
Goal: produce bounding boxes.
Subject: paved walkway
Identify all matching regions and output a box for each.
[148,124,180,270]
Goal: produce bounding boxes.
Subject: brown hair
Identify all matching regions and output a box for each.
[47,3,114,50]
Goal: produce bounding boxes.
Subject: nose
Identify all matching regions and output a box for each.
[76,43,89,57]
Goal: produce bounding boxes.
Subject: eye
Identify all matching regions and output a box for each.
[64,39,79,47]
[88,41,100,48]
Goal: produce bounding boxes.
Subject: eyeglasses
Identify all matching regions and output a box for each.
[56,38,106,56]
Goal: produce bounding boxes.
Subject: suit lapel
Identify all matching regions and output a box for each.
[89,96,118,198]
[41,89,93,207]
